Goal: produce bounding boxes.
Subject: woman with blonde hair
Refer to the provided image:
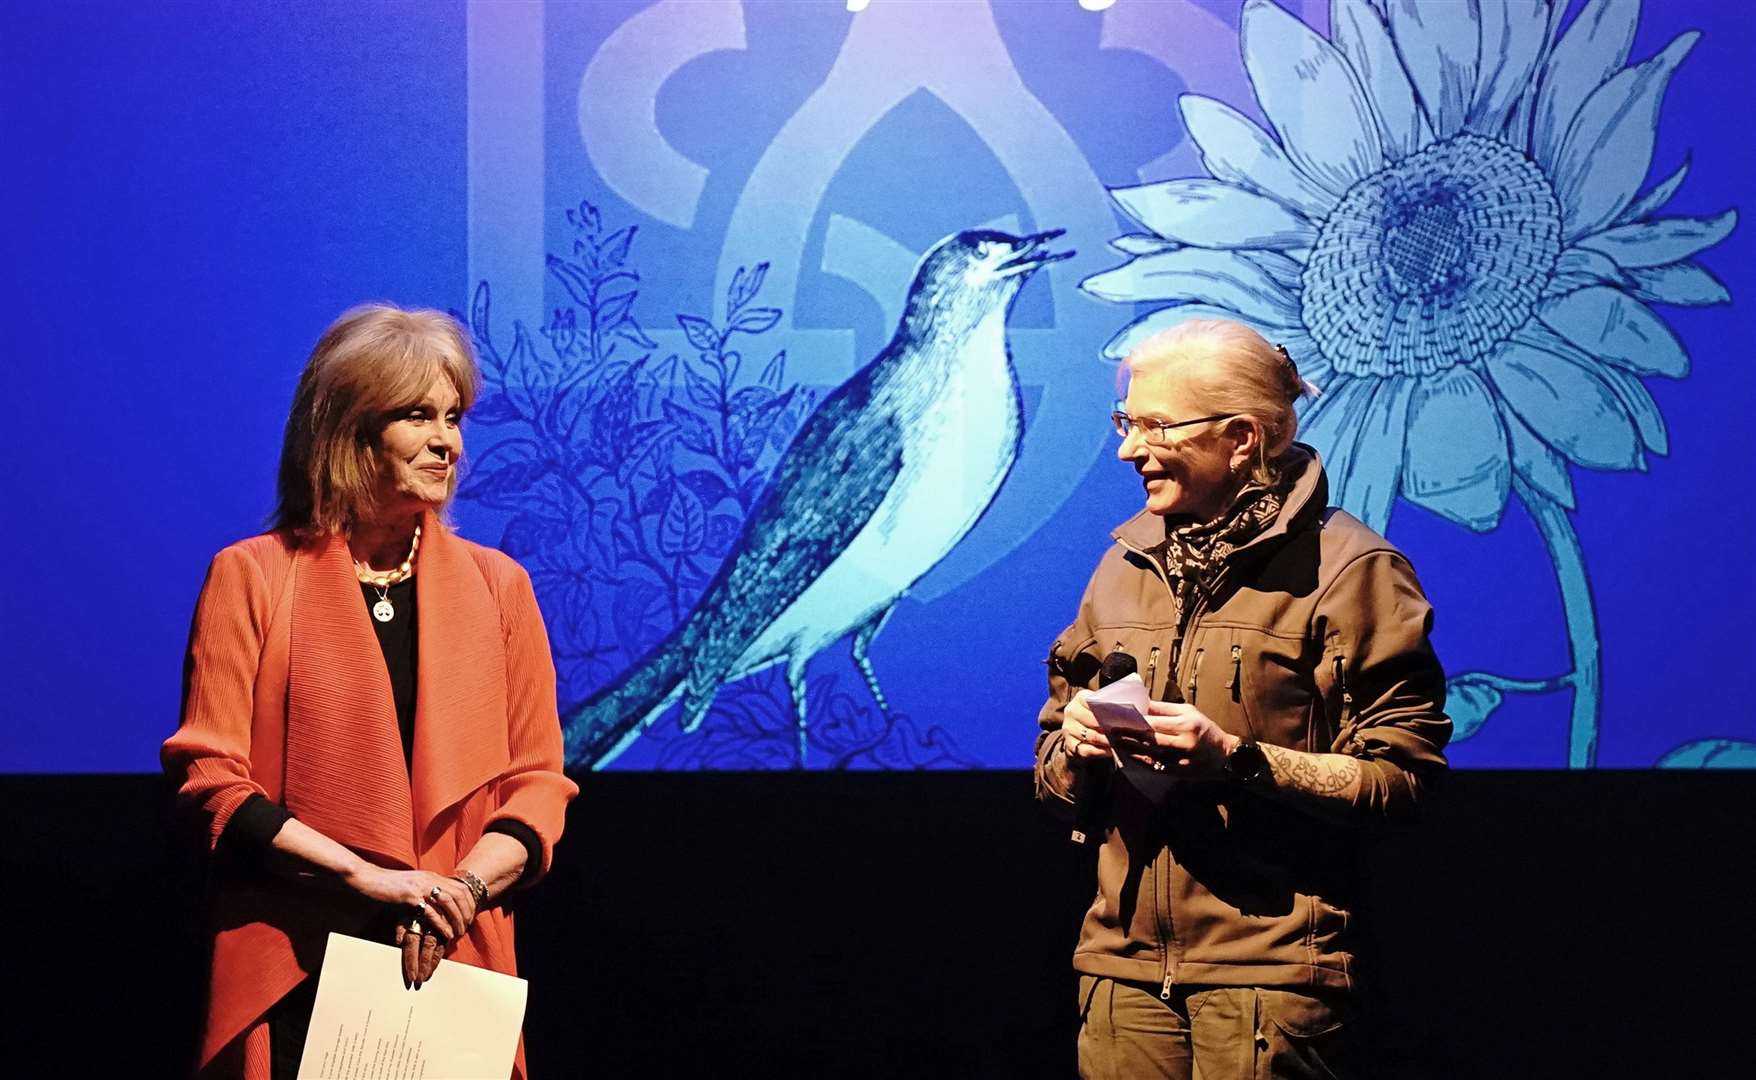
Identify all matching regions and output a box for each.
[165,304,577,1079]
[1035,318,1450,1078]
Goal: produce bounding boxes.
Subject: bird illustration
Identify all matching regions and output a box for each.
[566,228,1072,768]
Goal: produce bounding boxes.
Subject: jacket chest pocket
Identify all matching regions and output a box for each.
[1187,626,1320,747]
[1046,629,1103,693]
[1061,628,1184,698]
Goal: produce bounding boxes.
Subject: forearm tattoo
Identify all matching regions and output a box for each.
[1261,744,1362,804]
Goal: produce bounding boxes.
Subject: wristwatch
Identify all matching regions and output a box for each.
[1224,738,1268,784]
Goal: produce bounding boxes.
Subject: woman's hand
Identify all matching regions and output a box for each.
[1113,701,1240,778]
[1061,691,1119,764]
[343,865,480,942]
[394,916,446,989]
[351,867,480,990]
[335,867,502,991]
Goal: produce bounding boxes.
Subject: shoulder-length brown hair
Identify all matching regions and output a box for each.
[274,303,481,539]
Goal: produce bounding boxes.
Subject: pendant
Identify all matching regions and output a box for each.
[373,598,395,623]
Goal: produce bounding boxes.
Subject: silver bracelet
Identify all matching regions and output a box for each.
[453,869,490,907]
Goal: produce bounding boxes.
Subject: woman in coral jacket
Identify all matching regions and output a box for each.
[164,304,578,1080]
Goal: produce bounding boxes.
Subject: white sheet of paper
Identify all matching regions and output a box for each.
[1085,672,1154,738]
[297,932,527,1080]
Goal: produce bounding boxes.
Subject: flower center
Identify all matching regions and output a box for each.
[1301,134,1561,377]
[1383,197,1471,295]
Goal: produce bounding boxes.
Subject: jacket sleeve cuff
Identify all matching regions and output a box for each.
[1034,731,1079,804]
[484,818,545,888]
[216,793,292,862]
[1347,755,1433,818]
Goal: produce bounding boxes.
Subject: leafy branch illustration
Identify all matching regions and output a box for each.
[456,199,973,769]
[647,669,977,770]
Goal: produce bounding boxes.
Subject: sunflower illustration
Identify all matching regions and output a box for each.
[1081,0,1736,766]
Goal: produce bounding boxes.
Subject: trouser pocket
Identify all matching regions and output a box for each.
[1181,987,1350,1080]
[1254,988,1350,1080]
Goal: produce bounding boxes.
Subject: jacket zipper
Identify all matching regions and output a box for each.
[1111,540,1230,1000]
[1146,645,1160,698]
[1158,848,1175,1001]
[1227,644,1242,701]
[1332,653,1355,748]
[1159,572,1229,998]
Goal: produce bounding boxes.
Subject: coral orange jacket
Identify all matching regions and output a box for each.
[163,514,577,1078]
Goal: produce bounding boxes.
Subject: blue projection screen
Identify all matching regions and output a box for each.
[7,0,1752,772]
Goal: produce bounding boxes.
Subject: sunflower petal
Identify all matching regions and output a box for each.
[1543,248,1632,298]
[1079,248,1301,324]
[1615,158,1690,226]
[1331,0,1422,158]
[1554,32,1700,241]
[1574,210,1737,269]
[1178,95,1339,219]
[1628,262,1731,308]
[1468,0,1548,136]
[1539,286,1688,377]
[1298,374,1414,532]
[1386,0,1481,140]
[1099,304,1297,361]
[1399,367,1510,531]
[1465,0,1512,125]
[1242,250,1305,294]
[1241,0,1383,196]
[1503,1,1568,153]
[1110,179,1317,249]
[1503,405,1576,510]
[1108,234,1179,256]
[1485,327,1641,469]
[1533,0,1638,172]
[1593,363,1667,454]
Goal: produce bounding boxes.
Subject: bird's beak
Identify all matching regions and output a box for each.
[996,228,1075,278]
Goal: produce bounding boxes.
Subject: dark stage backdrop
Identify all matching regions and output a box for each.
[4,771,1752,1077]
[7,0,1754,774]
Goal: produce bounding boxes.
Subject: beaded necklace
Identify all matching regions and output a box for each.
[354,525,421,623]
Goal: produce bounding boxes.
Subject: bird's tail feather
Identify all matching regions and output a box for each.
[563,639,691,769]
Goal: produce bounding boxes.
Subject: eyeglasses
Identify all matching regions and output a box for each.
[1110,408,1236,445]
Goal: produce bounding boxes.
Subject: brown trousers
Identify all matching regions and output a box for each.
[1076,976,1352,1080]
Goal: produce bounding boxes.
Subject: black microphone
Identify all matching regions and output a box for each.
[1070,650,1137,844]
[1098,650,1138,688]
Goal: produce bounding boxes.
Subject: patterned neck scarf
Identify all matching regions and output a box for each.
[1157,477,1288,601]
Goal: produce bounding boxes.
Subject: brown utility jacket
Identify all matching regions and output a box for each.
[1035,445,1450,996]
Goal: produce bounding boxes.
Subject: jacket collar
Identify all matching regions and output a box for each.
[409,513,510,847]
[285,512,509,868]
[1111,443,1329,560]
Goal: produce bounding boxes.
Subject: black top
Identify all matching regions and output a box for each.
[218,574,543,885]
[362,577,419,765]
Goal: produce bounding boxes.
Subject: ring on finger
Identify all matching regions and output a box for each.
[408,918,422,934]
[430,886,444,902]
